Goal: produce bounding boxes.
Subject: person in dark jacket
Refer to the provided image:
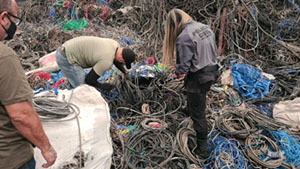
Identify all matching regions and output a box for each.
[162,8,219,159]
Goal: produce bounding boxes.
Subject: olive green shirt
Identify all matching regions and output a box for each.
[64,36,120,76]
[0,43,34,169]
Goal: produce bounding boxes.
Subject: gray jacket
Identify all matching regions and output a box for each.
[175,21,217,75]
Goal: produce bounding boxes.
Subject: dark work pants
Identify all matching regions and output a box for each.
[185,79,212,141]
[184,65,219,141]
[187,91,208,140]
[19,157,36,169]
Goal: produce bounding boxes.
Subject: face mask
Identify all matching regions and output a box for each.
[1,16,17,40]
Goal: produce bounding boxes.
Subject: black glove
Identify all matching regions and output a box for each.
[99,83,115,91]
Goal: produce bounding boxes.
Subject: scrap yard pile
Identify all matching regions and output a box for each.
[7,0,300,168]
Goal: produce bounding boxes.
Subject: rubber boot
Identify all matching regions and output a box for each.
[194,139,209,159]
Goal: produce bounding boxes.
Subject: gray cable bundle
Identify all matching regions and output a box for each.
[33,96,80,122]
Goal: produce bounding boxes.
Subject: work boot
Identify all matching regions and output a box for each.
[194,139,209,159]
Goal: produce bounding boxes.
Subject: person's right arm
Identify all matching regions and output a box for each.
[5,102,57,168]
[175,33,194,76]
[0,53,56,168]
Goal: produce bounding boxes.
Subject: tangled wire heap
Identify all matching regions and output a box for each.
[7,0,145,71]
[9,0,300,71]
[105,70,300,169]
[111,0,300,65]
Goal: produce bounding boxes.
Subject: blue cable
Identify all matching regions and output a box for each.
[49,4,57,22]
[204,131,248,169]
[231,64,271,98]
[275,18,299,40]
[266,130,300,168]
[287,0,300,13]
[120,37,132,46]
[95,0,108,5]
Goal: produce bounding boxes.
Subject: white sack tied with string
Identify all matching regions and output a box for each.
[273,97,300,130]
[34,84,112,169]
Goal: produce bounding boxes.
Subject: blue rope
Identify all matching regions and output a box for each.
[51,70,65,82]
[49,4,57,22]
[287,0,300,13]
[231,64,271,98]
[94,69,120,100]
[266,130,300,168]
[99,88,119,100]
[120,37,132,46]
[275,18,299,40]
[129,62,157,80]
[249,6,257,19]
[204,132,248,169]
[96,69,111,82]
[33,71,71,95]
[278,18,298,31]
[95,0,108,5]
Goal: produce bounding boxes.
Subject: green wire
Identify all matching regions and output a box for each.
[56,0,65,7]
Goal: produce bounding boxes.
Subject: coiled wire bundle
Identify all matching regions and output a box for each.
[33,96,80,122]
[216,108,257,139]
[204,132,248,169]
[124,128,176,169]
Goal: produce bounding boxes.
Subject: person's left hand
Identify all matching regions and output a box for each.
[122,72,131,80]
[173,73,185,79]
[41,145,57,168]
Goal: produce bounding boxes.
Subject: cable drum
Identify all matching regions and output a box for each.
[33,96,80,122]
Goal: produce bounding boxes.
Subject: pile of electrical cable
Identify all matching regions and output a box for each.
[33,96,79,122]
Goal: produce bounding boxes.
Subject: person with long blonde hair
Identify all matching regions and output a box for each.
[162,9,219,159]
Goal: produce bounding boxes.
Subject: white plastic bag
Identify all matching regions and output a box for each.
[273,97,300,130]
[34,85,112,169]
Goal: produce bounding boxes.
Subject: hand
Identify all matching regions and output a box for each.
[121,72,127,78]
[173,73,185,79]
[122,72,131,80]
[41,145,57,168]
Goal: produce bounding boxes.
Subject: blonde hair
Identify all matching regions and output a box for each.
[162,9,193,65]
